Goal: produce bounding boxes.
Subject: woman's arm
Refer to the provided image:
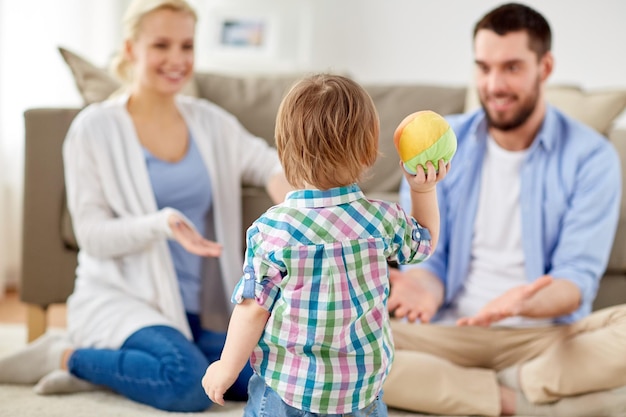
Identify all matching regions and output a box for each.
[63,110,184,258]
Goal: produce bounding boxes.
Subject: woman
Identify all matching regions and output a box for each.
[0,0,289,411]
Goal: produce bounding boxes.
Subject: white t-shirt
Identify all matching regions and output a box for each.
[438,136,551,327]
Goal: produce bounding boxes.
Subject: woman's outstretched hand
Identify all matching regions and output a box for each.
[168,214,222,257]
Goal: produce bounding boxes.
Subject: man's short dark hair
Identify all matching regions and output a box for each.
[473,3,552,58]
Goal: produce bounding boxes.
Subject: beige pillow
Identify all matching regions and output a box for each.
[59,47,121,105]
[544,87,626,134]
[58,46,198,105]
[465,84,626,135]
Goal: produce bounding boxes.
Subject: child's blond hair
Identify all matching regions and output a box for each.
[275,74,380,190]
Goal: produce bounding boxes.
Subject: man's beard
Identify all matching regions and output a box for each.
[481,78,540,131]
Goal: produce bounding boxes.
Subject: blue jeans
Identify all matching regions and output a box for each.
[243,373,388,417]
[68,314,253,412]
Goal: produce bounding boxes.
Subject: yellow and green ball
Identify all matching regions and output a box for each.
[393,110,457,175]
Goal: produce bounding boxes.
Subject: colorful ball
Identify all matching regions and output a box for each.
[393,110,457,175]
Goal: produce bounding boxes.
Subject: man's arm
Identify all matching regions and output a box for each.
[388,267,445,323]
[520,276,581,317]
[456,275,580,326]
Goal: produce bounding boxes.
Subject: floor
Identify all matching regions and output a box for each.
[0,287,67,328]
[0,289,536,416]
[0,288,436,417]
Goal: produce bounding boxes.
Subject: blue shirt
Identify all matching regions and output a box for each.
[144,136,212,313]
[400,105,621,323]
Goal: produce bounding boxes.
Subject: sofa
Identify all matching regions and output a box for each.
[20,47,626,341]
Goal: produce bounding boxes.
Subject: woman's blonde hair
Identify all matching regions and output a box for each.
[275,74,380,190]
[110,0,197,84]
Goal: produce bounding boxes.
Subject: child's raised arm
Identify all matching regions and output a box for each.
[403,159,450,252]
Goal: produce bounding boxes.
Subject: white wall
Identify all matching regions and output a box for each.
[193,0,314,74]
[304,0,626,94]
[0,0,125,288]
[196,0,626,123]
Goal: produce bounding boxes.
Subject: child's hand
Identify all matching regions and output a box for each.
[403,159,450,193]
[202,360,239,406]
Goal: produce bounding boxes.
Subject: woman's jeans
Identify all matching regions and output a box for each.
[67,313,253,412]
[244,373,388,417]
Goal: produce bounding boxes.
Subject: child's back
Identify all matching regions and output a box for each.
[203,74,449,416]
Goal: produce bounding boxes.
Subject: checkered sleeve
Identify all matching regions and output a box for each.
[388,203,432,265]
[232,223,285,311]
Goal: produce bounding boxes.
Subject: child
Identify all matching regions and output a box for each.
[202,74,448,416]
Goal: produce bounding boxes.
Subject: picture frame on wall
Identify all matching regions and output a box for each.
[220,18,266,49]
[198,3,309,74]
[207,10,277,61]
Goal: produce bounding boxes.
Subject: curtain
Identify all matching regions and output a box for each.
[0,0,125,292]
[0,169,6,292]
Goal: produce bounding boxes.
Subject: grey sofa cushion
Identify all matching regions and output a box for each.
[194,72,300,148]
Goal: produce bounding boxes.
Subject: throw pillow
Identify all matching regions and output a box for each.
[59,47,121,105]
[464,84,626,135]
[544,86,626,134]
[58,46,198,105]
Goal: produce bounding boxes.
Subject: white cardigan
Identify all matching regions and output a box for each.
[63,94,282,348]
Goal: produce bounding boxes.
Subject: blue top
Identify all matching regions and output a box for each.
[144,136,212,313]
[400,105,621,323]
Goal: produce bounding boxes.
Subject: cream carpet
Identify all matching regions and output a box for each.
[0,324,430,417]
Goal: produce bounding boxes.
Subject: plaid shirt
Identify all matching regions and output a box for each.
[232,184,432,413]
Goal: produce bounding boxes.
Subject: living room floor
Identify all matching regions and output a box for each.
[0,288,66,328]
[1,290,536,416]
[0,289,437,417]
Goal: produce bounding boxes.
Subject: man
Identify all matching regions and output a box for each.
[384,3,626,417]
